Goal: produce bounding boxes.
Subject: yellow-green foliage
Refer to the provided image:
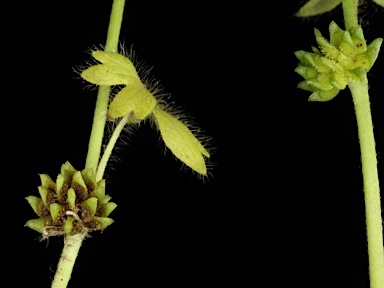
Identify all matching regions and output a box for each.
[152,106,210,175]
[81,50,210,175]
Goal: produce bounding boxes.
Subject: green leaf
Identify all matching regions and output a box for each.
[373,0,384,8]
[107,82,157,120]
[296,0,342,17]
[81,51,140,86]
[81,64,140,86]
[92,51,138,79]
[152,106,209,175]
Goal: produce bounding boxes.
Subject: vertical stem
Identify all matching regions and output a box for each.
[85,85,111,172]
[85,0,126,172]
[51,1,126,287]
[104,0,126,53]
[342,0,358,30]
[349,79,383,288]
[51,233,86,288]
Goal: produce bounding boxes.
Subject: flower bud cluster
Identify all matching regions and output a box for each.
[25,162,116,238]
[295,21,382,101]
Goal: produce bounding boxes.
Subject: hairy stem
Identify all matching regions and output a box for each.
[96,115,129,181]
[85,0,126,173]
[51,233,86,288]
[51,1,126,287]
[349,79,383,288]
[342,1,384,286]
[342,0,358,30]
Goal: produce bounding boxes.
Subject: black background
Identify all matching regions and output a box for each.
[5,0,384,287]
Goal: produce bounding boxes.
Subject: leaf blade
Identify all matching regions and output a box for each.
[152,106,209,175]
[108,83,157,120]
[373,0,384,8]
[295,0,342,17]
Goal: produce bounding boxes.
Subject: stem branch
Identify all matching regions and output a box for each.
[96,115,129,181]
[349,79,383,288]
[342,0,358,30]
[85,0,126,172]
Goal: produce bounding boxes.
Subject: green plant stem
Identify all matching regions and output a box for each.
[342,0,358,30]
[349,79,384,288]
[85,0,126,173]
[342,1,384,286]
[51,1,126,287]
[85,85,111,172]
[96,115,129,181]
[51,233,87,288]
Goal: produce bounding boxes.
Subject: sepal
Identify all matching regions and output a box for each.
[50,203,64,224]
[67,188,76,210]
[26,196,44,217]
[25,217,48,233]
[100,202,117,217]
[39,174,56,191]
[365,38,383,70]
[89,179,106,204]
[81,197,98,220]
[38,186,50,206]
[64,218,74,235]
[72,171,88,201]
[94,217,114,230]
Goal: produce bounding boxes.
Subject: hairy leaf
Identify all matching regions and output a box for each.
[152,106,209,175]
[108,82,157,120]
[296,0,341,17]
[373,0,384,8]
